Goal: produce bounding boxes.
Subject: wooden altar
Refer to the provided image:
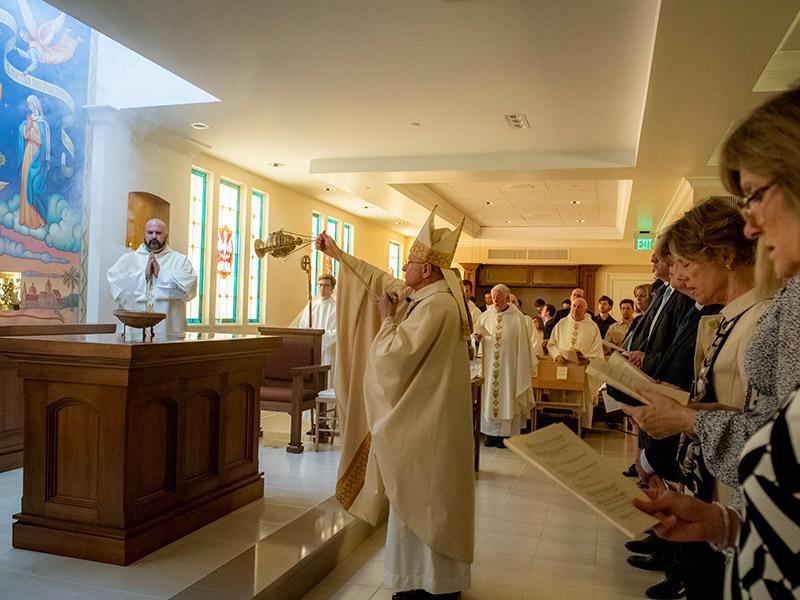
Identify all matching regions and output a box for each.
[0,323,117,473]
[0,332,280,565]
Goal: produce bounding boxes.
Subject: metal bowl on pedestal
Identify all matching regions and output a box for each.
[113,309,166,341]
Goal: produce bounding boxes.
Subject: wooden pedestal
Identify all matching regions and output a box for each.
[0,332,280,565]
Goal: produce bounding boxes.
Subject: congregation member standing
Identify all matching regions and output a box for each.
[316,207,473,600]
[107,218,197,337]
[547,297,603,431]
[592,295,617,338]
[604,297,635,351]
[474,284,537,447]
[634,84,800,600]
[461,279,482,326]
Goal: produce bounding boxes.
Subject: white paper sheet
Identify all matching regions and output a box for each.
[505,423,660,538]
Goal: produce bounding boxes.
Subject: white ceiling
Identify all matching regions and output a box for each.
[49,0,800,245]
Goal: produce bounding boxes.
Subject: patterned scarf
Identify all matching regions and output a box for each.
[744,276,800,404]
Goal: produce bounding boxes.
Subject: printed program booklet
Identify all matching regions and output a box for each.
[505,423,660,538]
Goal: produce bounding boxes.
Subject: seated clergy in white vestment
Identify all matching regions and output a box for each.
[474,284,537,447]
[107,218,197,337]
[546,297,603,430]
[292,272,337,385]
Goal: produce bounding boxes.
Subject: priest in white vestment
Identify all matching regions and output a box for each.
[474,284,537,446]
[546,298,604,430]
[316,206,473,600]
[107,218,197,337]
[291,273,337,384]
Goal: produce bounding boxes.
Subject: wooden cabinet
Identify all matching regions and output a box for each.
[474,264,600,304]
[0,332,279,565]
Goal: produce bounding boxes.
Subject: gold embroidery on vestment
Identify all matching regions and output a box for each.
[336,433,371,509]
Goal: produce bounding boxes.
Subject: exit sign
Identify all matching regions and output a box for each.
[634,234,654,251]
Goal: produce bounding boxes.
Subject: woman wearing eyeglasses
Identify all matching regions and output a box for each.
[633,85,800,600]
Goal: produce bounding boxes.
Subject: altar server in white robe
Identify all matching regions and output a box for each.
[546,297,604,430]
[292,273,337,384]
[107,218,197,337]
[315,206,473,600]
[474,284,537,446]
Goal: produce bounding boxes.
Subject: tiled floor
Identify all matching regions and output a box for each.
[0,413,660,600]
[303,426,662,600]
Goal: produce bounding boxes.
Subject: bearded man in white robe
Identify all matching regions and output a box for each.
[474,284,537,447]
[317,206,473,600]
[107,218,197,337]
[292,273,337,383]
[546,297,603,430]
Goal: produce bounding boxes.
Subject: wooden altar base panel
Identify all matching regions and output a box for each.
[12,477,264,565]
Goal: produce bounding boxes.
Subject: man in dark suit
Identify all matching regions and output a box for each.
[628,299,722,599]
[542,303,557,340]
[624,250,692,371]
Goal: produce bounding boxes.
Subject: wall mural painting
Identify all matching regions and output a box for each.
[0,0,89,323]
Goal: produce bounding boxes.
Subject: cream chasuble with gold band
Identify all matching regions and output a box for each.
[332,252,475,563]
[546,315,604,428]
[475,305,537,436]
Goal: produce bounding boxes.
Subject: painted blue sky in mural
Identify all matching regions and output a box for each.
[0,0,88,261]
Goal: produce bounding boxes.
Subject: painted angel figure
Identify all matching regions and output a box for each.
[15,0,81,74]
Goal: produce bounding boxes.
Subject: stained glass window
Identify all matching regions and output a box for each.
[311,212,323,296]
[389,241,401,278]
[186,169,206,323]
[247,190,266,323]
[325,217,339,279]
[215,180,240,322]
[343,222,354,255]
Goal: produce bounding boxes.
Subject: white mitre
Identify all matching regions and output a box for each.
[410,206,470,340]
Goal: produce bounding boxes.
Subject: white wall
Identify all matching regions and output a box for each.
[84,109,193,328]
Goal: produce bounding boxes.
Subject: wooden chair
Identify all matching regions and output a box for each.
[313,389,339,452]
[258,327,330,453]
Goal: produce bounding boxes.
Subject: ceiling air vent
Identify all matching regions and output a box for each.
[528,248,569,260]
[488,248,528,260]
[487,248,569,261]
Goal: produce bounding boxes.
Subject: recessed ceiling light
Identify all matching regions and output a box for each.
[409,122,421,127]
[191,122,209,130]
[576,218,586,223]
[324,186,335,192]
[267,162,285,168]
[485,201,494,206]
[362,205,370,209]
[570,200,582,205]
[505,220,512,224]
[394,221,403,225]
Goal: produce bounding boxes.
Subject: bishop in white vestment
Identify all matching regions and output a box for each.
[474,284,537,444]
[317,206,474,599]
[107,219,197,337]
[546,298,603,429]
[292,273,337,384]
